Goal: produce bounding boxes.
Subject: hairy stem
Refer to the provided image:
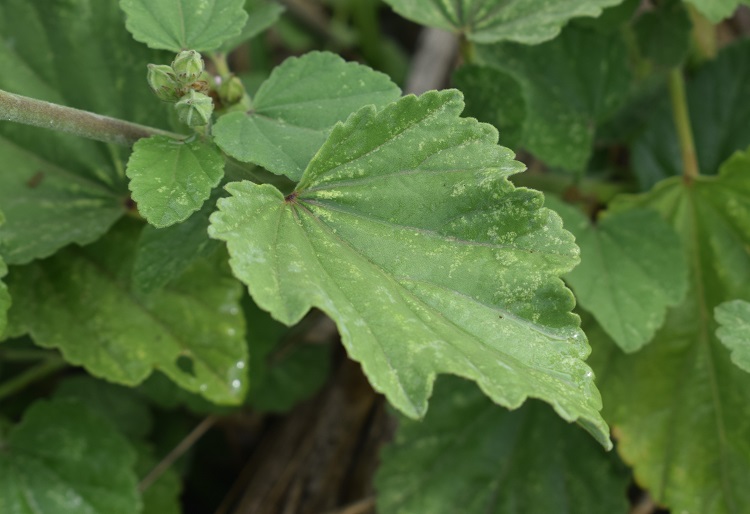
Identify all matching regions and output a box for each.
[0,358,67,402]
[668,69,700,182]
[0,89,184,146]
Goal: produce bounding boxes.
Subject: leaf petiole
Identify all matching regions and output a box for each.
[668,68,700,182]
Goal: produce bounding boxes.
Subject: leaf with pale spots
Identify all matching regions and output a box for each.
[127,136,225,228]
[212,51,402,181]
[382,0,624,44]
[5,219,248,405]
[120,0,248,52]
[0,399,139,514]
[210,90,610,447]
[716,300,750,374]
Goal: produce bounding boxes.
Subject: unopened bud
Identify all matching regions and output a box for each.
[218,75,245,106]
[147,64,181,102]
[171,50,205,84]
[175,90,214,127]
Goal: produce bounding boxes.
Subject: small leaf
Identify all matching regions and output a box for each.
[212,51,401,181]
[716,300,750,374]
[476,24,631,171]
[210,90,610,447]
[382,0,624,44]
[684,0,749,23]
[120,0,248,52]
[127,136,225,228]
[218,0,285,52]
[0,399,139,514]
[549,198,688,352]
[6,220,248,405]
[376,377,629,514]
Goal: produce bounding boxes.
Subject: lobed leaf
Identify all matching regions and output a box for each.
[382,0,624,44]
[212,51,401,181]
[549,198,688,352]
[127,135,225,228]
[119,0,248,52]
[210,90,610,447]
[0,399,139,514]
[6,220,248,405]
[376,376,629,514]
[715,300,750,374]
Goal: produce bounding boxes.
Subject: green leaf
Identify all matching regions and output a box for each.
[452,65,525,149]
[590,148,750,513]
[135,443,182,514]
[132,189,222,294]
[0,0,172,264]
[684,0,750,23]
[476,24,631,171]
[119,0,248,52]
[0,212,9,335]
[632,41,750,190]
[716,300,750,374]
[209,90,610,447]
[548,198,688,352]
[0,399,139,514]
[6,220,248,405]
[127,136,225,228]
[382,0,624,44]
[633,0,691,68]
[218,0,285,53]
[376,376,629,514]
[212,51,401,181]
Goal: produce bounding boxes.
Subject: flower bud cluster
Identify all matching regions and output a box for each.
[147,50,214,127]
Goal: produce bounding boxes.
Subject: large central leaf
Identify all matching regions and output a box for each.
[210,90,610,445]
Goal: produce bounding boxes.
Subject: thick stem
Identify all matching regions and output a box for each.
[0,89,184,146]
[668,69,700,182]
[0,358,67,402]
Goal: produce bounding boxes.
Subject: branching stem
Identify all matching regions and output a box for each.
[668,69,700,183]
[0,89,184,146]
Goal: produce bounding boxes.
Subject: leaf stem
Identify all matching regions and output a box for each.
[668,69,700,182]
[0,89,184,146]
[138,414,218,492]
[210,53,232,79]
[688,5,717,61]
[0,357,67,402]
[459,35,477,64]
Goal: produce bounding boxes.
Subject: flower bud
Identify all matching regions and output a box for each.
[218,75,245,106]
[171,50,205,84]
[175,90,214,127]
[147,64,181,102]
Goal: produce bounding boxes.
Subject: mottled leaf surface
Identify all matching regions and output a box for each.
[377,377,629,514]
[210,90,610,446]
[213,51,401,181]
[0,0,172,264]
[6,220,248,405]
[0,399,139,514]
[477,24,631,171]
[120,0,248,51]
[549,198,687,352]
[716,301,750,374]
[382,0,624,44]
[218,0,285,52]
[591,149,750,514]
[685,0,749,22]
[632,41,750,190]
[127,136,225,228]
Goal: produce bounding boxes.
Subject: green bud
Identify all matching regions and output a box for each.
[171,50,204,84]
[147,64,181,102]
[218,75,245,106]
[175,90,214,127]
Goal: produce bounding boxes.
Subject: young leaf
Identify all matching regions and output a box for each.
[382,0,624,44]
[212,51,401,181]
[0,0,172,264]
[376,377,629,514]
[548,198,688,352]
[120,0,248,52]
[127,135,225,228]
[218,0,286,53]
[210,90,611,447]
[633,41,750,189]
[684,0,750,23]
[476,24,631,171]
[591,148,750,513]
[6,220,248,405]
[0,399,139,514]
[715,300,750,374]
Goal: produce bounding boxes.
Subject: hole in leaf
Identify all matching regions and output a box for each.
[176,355,196,377]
